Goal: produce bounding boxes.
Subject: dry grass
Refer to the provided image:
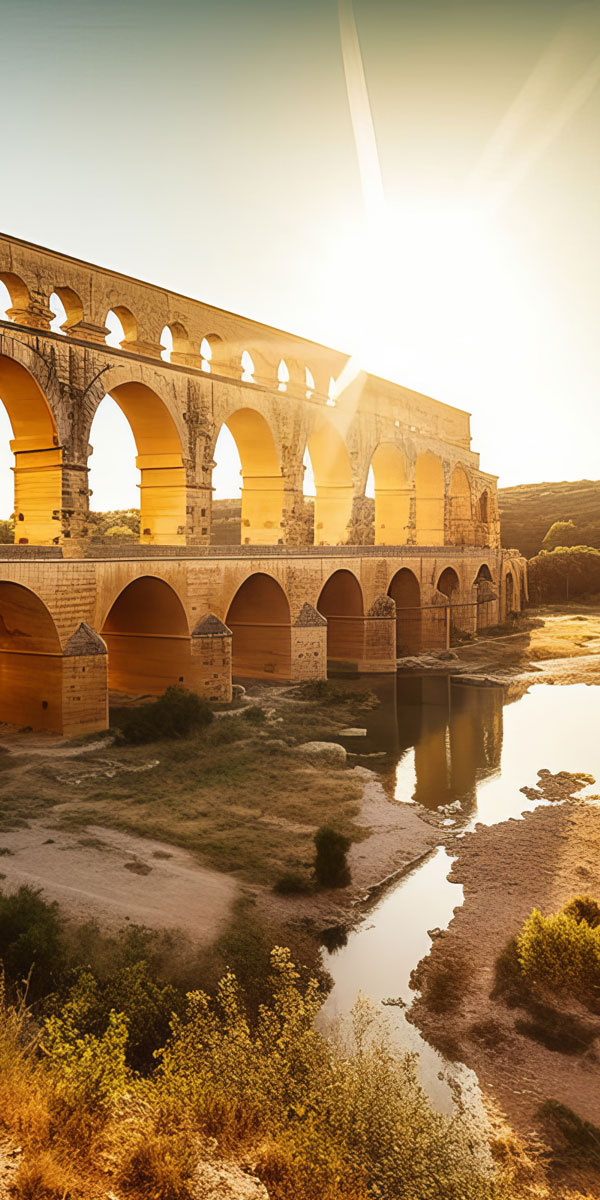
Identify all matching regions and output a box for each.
[527,611,600,661]
[0,690,365,886]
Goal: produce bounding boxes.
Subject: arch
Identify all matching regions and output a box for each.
[474,563,493,584]
[105,306,137,348]
[0,272,30,318]
[437,567,459,598]
[160,321,192,364]
[448,465,473,546]
[478,489,490,526]
[241,350,255,382]
[0,581,63,731]
[0,354,62,544]
[474,563,495,630]
[277,359,289,391]
[388,567,421,655]
[415,452,445,545]
[317,569,364,666]
[225,572,291,679]
[101,575,191,696]
[505,570,515,615]
[93,381,186,544]
[216,407,283,545]
[305,366,315,398]
[371,443,411,545]
[306,418,353,545]
[50,286,83,332]
[202,333,230,374]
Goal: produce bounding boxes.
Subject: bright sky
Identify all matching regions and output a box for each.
[0,0,599,514]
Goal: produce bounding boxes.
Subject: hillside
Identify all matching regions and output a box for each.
[499,479,600,558]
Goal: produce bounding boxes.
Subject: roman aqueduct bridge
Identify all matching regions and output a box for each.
[0,233,526,735]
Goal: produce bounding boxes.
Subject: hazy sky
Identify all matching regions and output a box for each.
[0,0,599,511]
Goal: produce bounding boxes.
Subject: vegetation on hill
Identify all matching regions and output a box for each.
[499,480,600,558]
[528,546,600,603]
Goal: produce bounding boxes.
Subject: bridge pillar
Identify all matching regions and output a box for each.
[240,474,285,545]
[190,614,232,702]
[290,603,327,681]
[362,595,397,672]
[137,453,187,544]
[11,440,64,545]
[62,623,109,736]
[314,484,354,546]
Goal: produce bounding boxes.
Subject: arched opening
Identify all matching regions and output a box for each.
[478,490,490,525]
[505,571,515,616]
[226,573,291,679]
[160,322,192,365]
[105,307,137,349]
[415,452,445,546]
[388,568,421,655]
[241,350,255,382]
[0,272,30,322]
[89,382,186,544]
[371,443,411,545]
[0,582,63,730]
[317,569,364,668]
[474,563,495,630]
[277,359,289,391]
[305,367,315,398]
[437,566,463,643]
[0,355,62,545]
[50,287,83,334]
[306,419,353,545]
[202,333,231,375]
[437,567,459,599]
[101,576,190,696]
[213,408,282,545]
[448,465,472,546]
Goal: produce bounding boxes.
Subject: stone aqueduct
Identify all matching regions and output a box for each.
[0,233,525,735]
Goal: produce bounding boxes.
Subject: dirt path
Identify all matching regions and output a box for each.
[0,822,238,941]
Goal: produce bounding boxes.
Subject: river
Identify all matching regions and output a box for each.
[320,676,600,1110]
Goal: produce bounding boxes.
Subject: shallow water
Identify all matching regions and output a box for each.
[321,678,600,1108]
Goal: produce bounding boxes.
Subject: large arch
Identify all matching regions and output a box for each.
[415,452,445,546]
[216,408,283,545]
[307,419,353,546]
[371,443,411,545]
[0,582,63,730]
[225,573,291,679]
[317,569,364,667]
[93,381,186,545]
[101,576,191,695]
[447,465,473,546]
[388,567,421,655]
[0,355,62,545]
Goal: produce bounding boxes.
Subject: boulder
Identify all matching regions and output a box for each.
[293,741,347,766]
[194,1160,270,1199]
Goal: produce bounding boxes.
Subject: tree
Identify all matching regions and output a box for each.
[541,519,577,550]
[314,826,351,888]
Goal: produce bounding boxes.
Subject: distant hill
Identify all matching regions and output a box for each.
[499,480,600,558]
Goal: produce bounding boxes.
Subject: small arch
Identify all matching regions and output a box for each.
[305,366,315,398]
[101,575,190,695]
[474,563,493,585]
[327,376,337,406]
[415,452,445,546]
[437,567,459,598]
[277,359,289,391]
[371,443,411,545]
[0,581,63,731]
[105,306,137,348]
[505,570,515,615]
[388,567,421,655]
[0,272,30,317]
[475,563,495,630]
[50,286,83,332]
[317,569,364,666]
[202,333,230,374]
[306,418,353,545]
[448,465,473,546]
[478,490,490,525]
[226,572,291,679]
[213,407,282,545]
[241,350,255,382]
[160,321,191,363]
[0,354,61,545]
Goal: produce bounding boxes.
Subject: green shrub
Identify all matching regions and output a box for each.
[528,545,600,603]
[314,826,351,888]
[517,904,600,1000]
[0,886,64,1000]
[242,704,267,724]
[43,980,129,1114]
[273,871,313,896]
[115,687,214,744]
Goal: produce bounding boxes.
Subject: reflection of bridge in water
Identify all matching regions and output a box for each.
[360,676,504,815]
